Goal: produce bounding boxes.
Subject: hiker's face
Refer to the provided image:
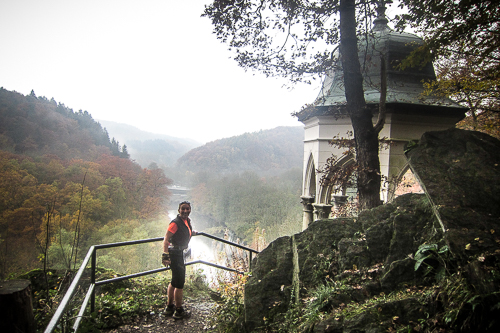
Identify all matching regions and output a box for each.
[178,204,191,219]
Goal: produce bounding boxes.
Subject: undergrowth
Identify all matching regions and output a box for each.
[20,266,211,332]
[264,280,436,332]
[207,271,248,332]
[261,242,500,332]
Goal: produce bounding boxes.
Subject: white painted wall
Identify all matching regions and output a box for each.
[301,110,462,219]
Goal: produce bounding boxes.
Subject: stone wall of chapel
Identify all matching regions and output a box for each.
[301,111,462,222]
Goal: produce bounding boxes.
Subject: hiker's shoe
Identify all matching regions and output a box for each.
[173,306,191,319]
[163,304,175,316]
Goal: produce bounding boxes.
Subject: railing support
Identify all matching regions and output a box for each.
[90,248,96,313]
[249,251,253,272]
[72,284,94,332]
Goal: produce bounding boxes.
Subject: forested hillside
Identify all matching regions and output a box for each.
[0,88,129,159]
[0,88,172,277]
[177,126,304,175]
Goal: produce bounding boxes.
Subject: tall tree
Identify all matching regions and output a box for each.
[339,0,381,209]
[203,0,383,209]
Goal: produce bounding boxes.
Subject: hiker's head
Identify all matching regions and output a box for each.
[178,201,191,219]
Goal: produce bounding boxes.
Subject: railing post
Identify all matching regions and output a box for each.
[249,251,253,272]
[90,248,96,313]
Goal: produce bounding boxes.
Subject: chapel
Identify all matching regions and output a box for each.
[295,2,466,229]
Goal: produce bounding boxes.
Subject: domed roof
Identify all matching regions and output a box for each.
[296,8,465,122]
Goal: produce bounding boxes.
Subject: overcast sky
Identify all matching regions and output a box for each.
[0,0,323,143]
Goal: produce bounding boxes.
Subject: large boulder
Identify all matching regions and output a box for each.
[243,129,500,332]
[406,128,500,261]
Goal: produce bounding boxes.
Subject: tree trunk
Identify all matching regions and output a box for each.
[0,279,36,333]
[340,0,381,210]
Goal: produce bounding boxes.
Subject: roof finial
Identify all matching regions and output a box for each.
[373,0,392,31]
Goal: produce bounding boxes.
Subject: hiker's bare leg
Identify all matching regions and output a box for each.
[167,283,175,305]
[174,288,183,308]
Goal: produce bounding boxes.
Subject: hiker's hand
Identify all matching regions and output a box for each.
[162,253,170,267]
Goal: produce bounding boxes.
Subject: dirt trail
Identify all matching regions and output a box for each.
[103,296,216,333]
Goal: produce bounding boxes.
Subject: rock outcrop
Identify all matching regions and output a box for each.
[244,129,500,332]
[406,128,500,262]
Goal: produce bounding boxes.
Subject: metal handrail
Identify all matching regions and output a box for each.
[43,232,258,333]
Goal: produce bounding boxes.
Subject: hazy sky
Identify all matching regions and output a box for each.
[0,0,319,143]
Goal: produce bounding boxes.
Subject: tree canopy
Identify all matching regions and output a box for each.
[203,0,382,83]
[396,0,500,134]
[397,0,499,75]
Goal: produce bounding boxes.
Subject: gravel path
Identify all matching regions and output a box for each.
[103,296,216,333]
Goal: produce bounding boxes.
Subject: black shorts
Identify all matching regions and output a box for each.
[169,249,185,289]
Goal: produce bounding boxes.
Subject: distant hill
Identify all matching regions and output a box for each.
[0,88,127,159]
[176,126,304,175]
[98,120,201,168]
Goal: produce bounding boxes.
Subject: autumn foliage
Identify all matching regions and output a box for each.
[0,88,172,277]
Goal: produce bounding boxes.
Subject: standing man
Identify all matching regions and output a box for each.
[162,201,196,319]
